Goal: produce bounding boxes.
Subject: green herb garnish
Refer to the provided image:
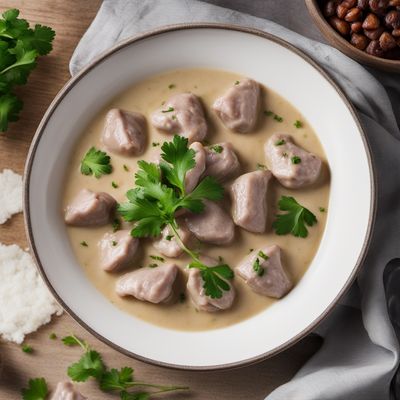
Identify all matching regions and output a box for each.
[148,263,158,268]
[252,258,264,277]
[168,83,176,89]
[150,255,165,262]
[291,156,301,164]
[80,147,112,178]
[0,9,55,132]
[275,139,286,146]
[210,145,223,154]
[319,207,326,212]
[257,163,267,170]
[49,333,57,340]
[22,344,33,353]
[257,250,269,261]
[123,164,129,172]
[62,334,189,397]
[264,110,283,122]
[111,241,118,247]
[112,218,121,232]
[166,235,174,241]
[21,378,48,400]
[234,80,240,85]
[264,110,274,116]
[80,241,88,247]
[118,135,233,299]
[152,142,160,147]
[273,196,317,238]
[162,106,174,113]
[111,181,118,188]
[294,120,303,128]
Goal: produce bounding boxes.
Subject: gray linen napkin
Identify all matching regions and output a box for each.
[70,1,400,399]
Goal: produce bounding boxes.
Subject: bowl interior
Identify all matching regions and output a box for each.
[25,26,374,369]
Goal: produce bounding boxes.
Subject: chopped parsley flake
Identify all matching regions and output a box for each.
[171,115,177,120]
[80,241,88,247]
[148,263,158,268]
[274,114,283,122]
[22,345,33,353]
[112,218,121,232]
[210,145,223,153]
[258,250,269,260]
[111,241,118,247]
[282,152,288,157]
[234,80,240,85]
[319,207,326,212]
[249,248,254,253]
[264,110,283,122]
[166,235,174,241]
[123,164,129,172]
[152,142,160,147]
[264,110,274,116]
[150,255,165,262]
[291,156,302,164]
[49,333,57,340]
[168,83,176,89]
[253,258,265,277]
[294,120,303,128]
[275,139,286,146]
[111,181,118,188]
[257,163,267,170]
[162,106,174,113]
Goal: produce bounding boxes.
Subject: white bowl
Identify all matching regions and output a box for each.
[24,24,375,370]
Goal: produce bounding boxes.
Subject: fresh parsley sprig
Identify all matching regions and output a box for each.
[21,378,48,400]
[63,334,188,398]
[0,9,55,132]
[118,135,234,299]
[80,147,112,178]
[273,196,317,238]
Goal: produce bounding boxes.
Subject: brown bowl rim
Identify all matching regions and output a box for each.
[305,0,400,71]
[23,23,377,371]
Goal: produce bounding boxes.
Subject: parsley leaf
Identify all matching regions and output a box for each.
[189,261,234,299]
[0,9,55,132]
[273,196,317,238]
[21,378,48,400]
[160,135,195,195]
[120,392,150,400]
[0,93,22,131]
[80,147,112,178]
[100,367,134,391]
[253,258,265,277]
[68,350,105,382]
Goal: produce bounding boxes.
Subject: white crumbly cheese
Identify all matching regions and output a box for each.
[0,242,63,343]
[0,169,23,224]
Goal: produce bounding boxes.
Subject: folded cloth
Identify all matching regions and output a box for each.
[70,1,400,399]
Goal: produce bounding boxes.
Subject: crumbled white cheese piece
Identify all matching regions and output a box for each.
[0,169,23,224]
[0,242,63,343]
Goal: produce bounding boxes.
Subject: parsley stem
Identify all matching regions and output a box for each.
[168,222,200,263]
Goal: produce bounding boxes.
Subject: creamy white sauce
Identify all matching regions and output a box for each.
[63,69,330,331]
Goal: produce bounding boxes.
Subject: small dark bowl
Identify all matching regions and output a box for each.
[305,0,400,73]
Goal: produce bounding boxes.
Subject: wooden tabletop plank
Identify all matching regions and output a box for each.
[0,1,321,398]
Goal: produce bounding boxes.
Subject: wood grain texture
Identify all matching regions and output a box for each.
[0,1,321,399]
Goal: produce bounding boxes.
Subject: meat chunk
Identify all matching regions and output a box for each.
[101,108,147,156]
[230,170,272,233]
[236,245,292,298]
[151,93,207,143]
[99,230,139,272]
[50,381,87,400]
[153,220,192,258]
[187,257,235,312]
[64,189,116,227]
[203,142,241,182]
[213,79,260,133]
[185,200,235,245]
[265,133,322,188]
[116,263,178,303]
[185,142,206,193]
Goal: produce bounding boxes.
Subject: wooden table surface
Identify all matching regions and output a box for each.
[0,1,321,398]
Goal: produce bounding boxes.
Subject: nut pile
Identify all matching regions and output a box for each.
[322,0,400,59]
